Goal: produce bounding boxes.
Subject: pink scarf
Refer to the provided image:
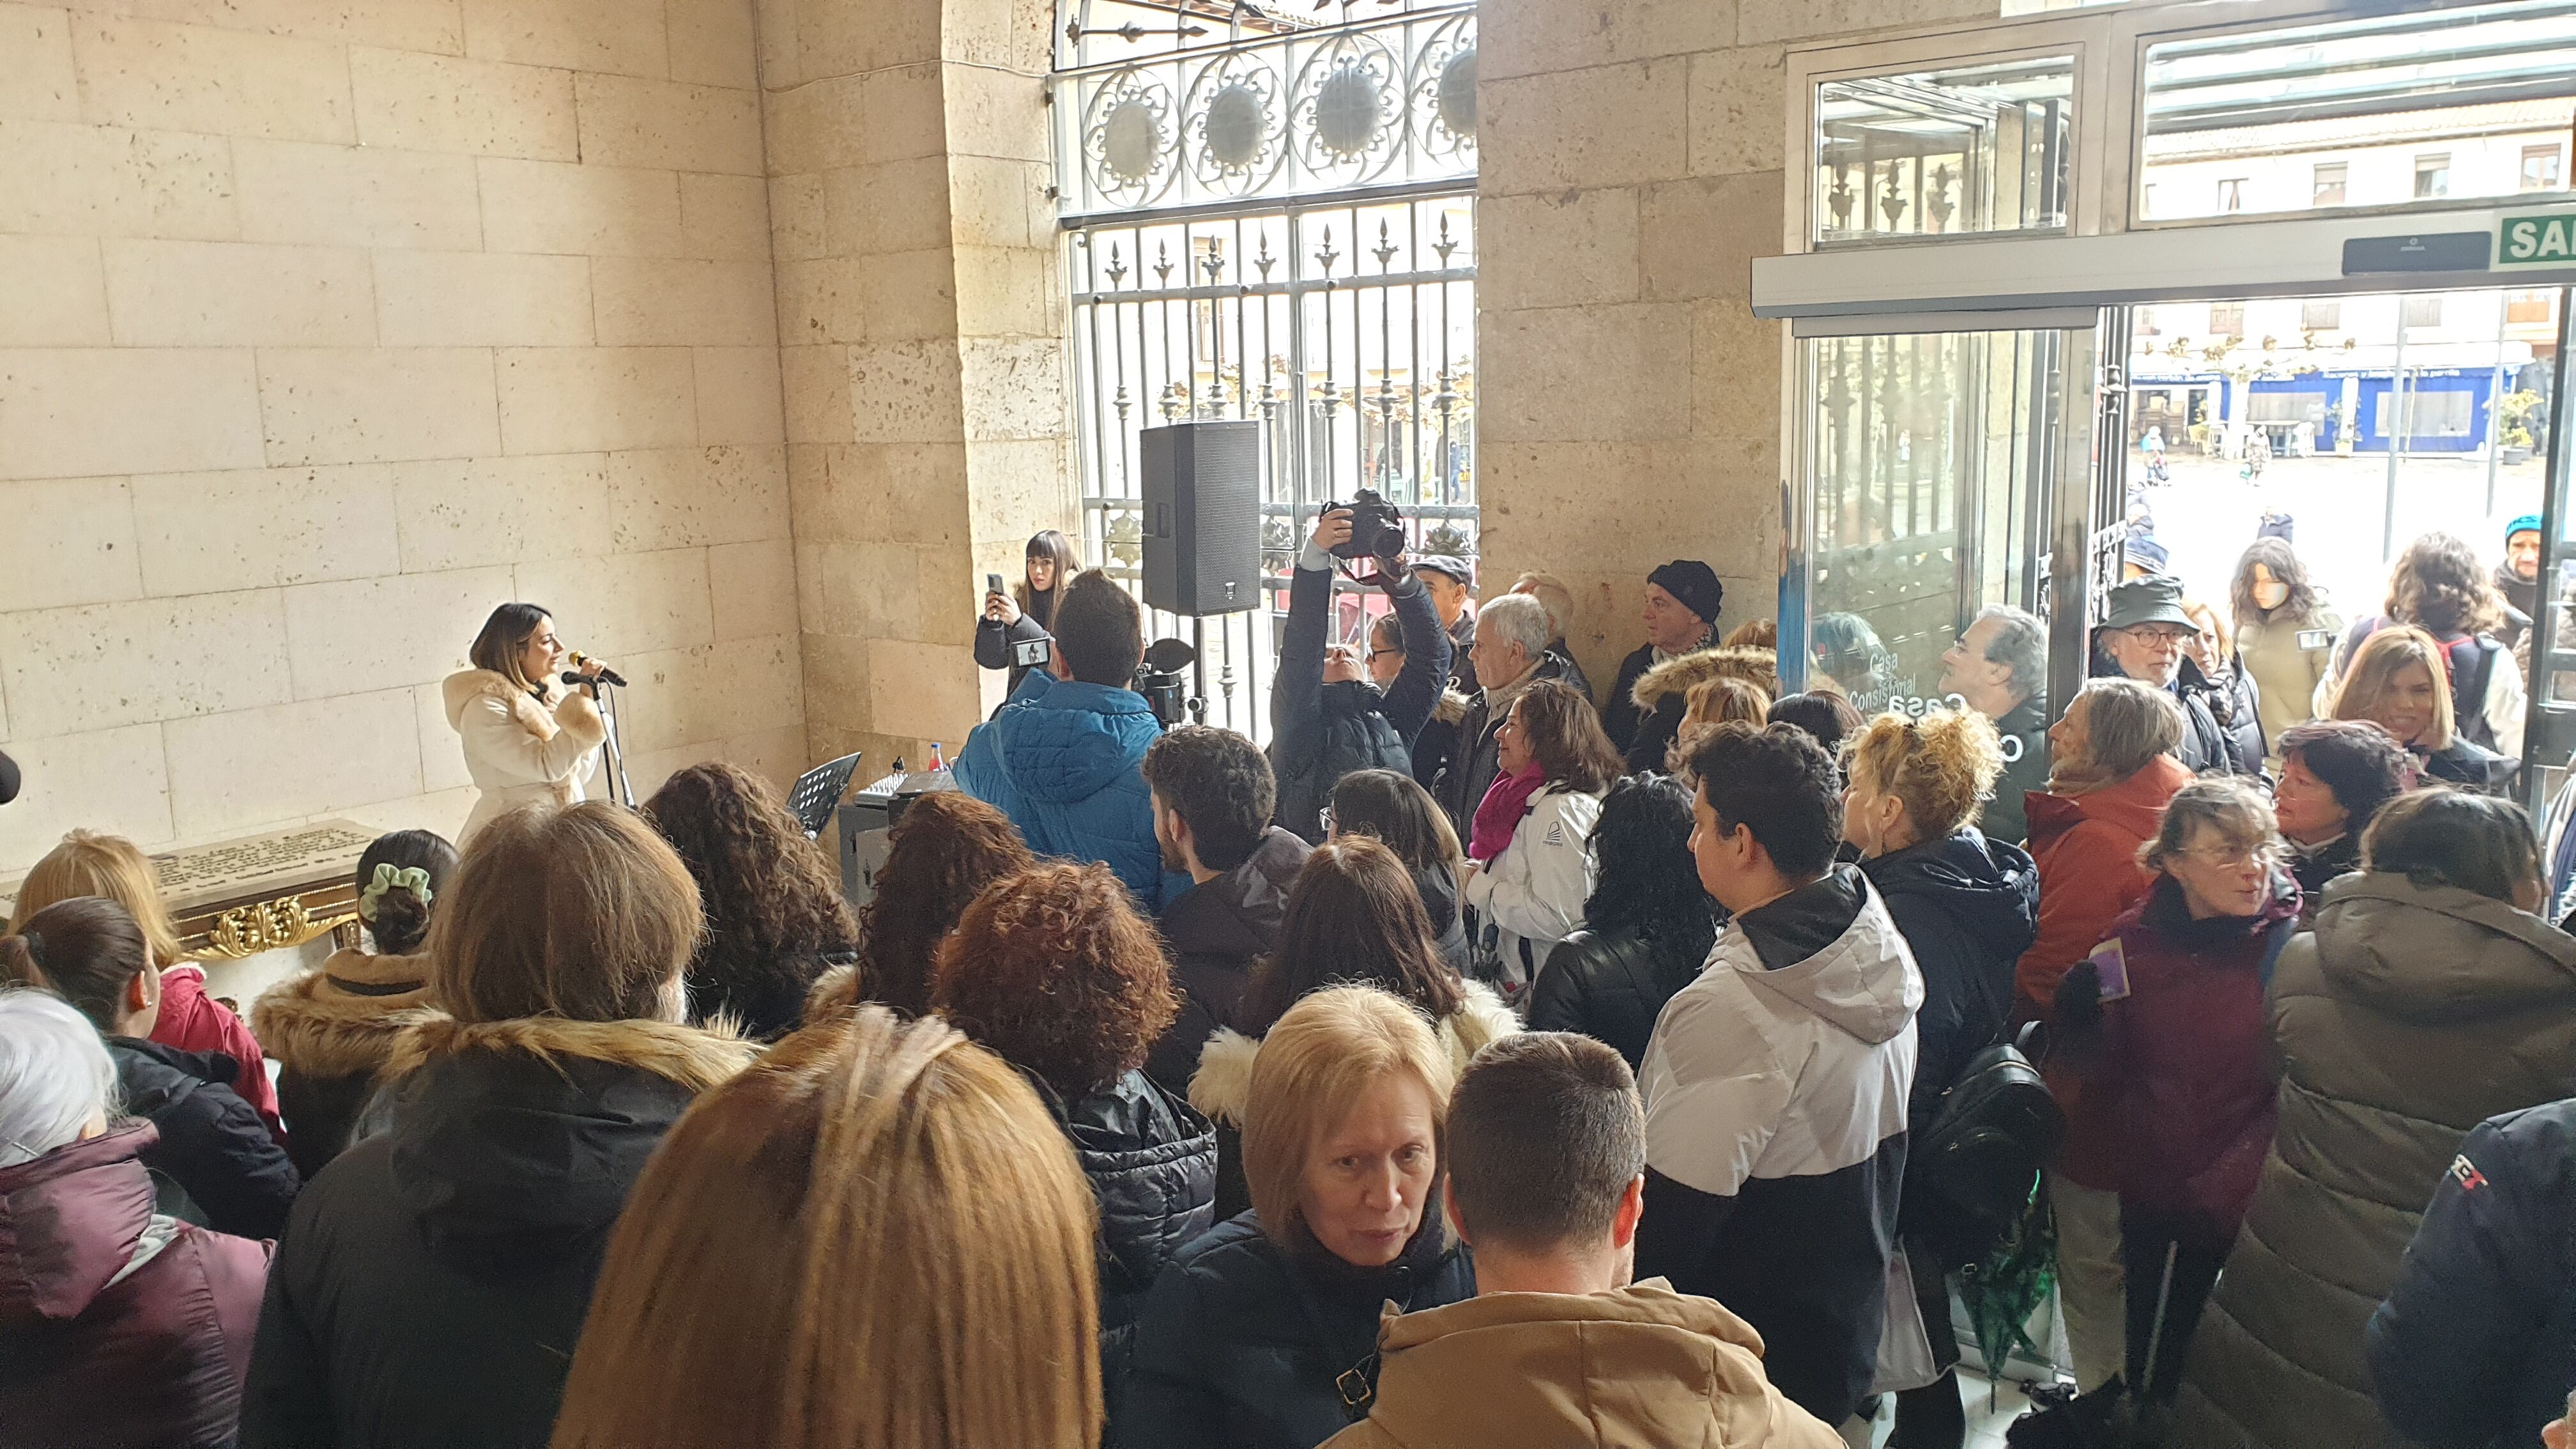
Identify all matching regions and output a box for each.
[1469,762,1546,863]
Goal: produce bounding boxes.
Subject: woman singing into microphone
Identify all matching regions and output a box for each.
[444,603,613,842]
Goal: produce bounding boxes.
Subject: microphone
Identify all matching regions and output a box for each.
[565,651,629,687]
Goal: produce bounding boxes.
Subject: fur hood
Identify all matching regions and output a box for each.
[251,949,440,1080]
[1187,977,1520,1126]
[801,962,862,1027]
[441,667,597,742]
[382,1012,759,1096]
[1630,645,1781,712]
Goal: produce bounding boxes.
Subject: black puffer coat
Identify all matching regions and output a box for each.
[1859,829,2039,1133]
[1270,558,1449,844]
[240,1015,755,1449]
[107,1036,301,1241]
[1033,1068,1217,1406]
[1528,921,1714,1071]
[1119,1210,1475,1449]
[1146,829,1311,1094]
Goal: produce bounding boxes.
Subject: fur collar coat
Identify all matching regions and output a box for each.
[252,949,438,1082]
[1186,978,1521,1128]
[441,668,604,842]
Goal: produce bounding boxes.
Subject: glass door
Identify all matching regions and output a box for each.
[1786,318,2104,831]
[2520,288,2576,822]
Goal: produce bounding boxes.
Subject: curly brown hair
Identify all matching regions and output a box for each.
[856,792,1037,1017]
[2384,532,2503,637]
[645,762,858,1039]
[931,862,1179,1099]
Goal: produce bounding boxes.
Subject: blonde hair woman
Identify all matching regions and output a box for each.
[1122,986,1475,1449]
[445,602,612,842]
[12,829,281,1140]
[2330,625,2515,793]
[551,1008,1104,1449]
[240,803,757,1449]
[1841,710,2039,1443]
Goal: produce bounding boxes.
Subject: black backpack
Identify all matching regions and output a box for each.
[1905,1023,2064,1271]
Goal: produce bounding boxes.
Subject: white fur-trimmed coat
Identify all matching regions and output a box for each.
[442,668,604,842]
[1186,977,1521,1128]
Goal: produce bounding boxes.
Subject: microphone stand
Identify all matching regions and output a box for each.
[588,677,636,808]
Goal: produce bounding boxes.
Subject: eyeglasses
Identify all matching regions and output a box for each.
[1319,805,1336,834]
[1366,647,1400,663]
[2174,843,2280,870]
[2125,627,2194,648]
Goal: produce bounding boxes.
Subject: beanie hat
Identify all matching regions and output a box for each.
[1646,560,1723,627]
[2507,514,2543,544]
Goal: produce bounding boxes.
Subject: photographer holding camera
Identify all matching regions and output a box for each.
[953,568,1190,910]
[1269,497,1453,843]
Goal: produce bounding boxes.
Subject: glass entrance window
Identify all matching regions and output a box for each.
[1797,326,2094,816]
[2137,1,2576,224]
[2124,288,2557,669]
[1813,54,2073,243]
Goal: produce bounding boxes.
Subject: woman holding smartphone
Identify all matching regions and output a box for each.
[977,530,1082,697]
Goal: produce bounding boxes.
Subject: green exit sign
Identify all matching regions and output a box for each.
[2499,210,2576,266]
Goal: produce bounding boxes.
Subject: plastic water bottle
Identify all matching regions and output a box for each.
[929,742,948,773]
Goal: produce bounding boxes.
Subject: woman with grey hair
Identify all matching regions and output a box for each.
[0,988,273,1444]
[2047,778,2301,1416]
[2012,677,2195,1399]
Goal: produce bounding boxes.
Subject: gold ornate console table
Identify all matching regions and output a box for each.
[2,819,378,960]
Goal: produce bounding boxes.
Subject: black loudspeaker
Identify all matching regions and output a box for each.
[1140,420,1262,617]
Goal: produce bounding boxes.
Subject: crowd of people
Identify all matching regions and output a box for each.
[7,508,2576,1449]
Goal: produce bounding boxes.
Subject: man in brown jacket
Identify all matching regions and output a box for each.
[1324,1033,1838,1449]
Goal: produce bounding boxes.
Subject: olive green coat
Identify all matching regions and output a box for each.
[2172,873,2576,1446]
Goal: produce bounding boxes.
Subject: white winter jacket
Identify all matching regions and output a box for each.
[1460,783,1602,993]
[441,669,605,843]
[1641,875,1923,1197]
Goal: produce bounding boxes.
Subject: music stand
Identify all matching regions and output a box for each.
[787,751,864,838]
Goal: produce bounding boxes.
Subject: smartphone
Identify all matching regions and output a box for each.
[987,572,1004,596]
[1013,637,1053,668]
[2296,628,2334,651]
[2089,939,2133,1002]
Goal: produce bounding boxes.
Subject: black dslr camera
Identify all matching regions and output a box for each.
[1325,489,1407,564]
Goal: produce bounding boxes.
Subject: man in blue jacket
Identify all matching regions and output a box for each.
[954,567,1182,908]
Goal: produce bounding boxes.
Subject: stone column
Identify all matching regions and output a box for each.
[1472,0,1989,696]
[762,0,1070,774]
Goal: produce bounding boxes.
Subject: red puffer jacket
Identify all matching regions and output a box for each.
[2016,756,2194,1190]
[2083,874,2303,1236]
[153,964,287,1146]
[0,1121,272,1448]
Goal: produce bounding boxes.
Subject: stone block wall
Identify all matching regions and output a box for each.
[760,0,1070,777]
[1473,0,1995,698]
[0,0,799,873]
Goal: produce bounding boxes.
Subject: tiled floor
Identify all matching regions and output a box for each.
[1848,1371,2041,1447]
